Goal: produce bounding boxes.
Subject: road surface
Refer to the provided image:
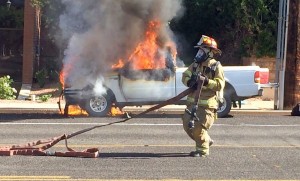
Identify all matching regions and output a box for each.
[0,112,299,180]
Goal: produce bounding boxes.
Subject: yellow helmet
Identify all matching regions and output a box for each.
[194,35,222,55]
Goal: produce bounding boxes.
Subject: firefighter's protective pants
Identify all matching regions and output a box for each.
[182,105,216,155]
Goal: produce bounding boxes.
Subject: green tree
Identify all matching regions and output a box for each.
[0,6,23,28]
[31,0,279,66]
[0,6,24,60]
[30,0,65,78]
[31,0,49,8]
[171,0,278,65]
[236,0,278,57]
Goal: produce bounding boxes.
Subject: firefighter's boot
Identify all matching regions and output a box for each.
[209,139,214,147]
[189,151,208,157]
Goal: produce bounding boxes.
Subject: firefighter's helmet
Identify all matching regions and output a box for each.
[194,35,222,55]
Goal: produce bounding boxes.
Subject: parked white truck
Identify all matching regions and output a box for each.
[64,65,269,118]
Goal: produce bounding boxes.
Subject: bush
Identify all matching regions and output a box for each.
[0,75,17,100]
[38,94,52,102]
[35,69,48,88]
[48,70,59,82]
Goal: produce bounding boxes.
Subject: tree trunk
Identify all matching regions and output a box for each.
[285,0,300,108]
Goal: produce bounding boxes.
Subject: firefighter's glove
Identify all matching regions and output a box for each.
[199,74,209,86]
[187,73,198,90]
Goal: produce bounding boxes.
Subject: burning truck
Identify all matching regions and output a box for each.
[62,62,269,118]
[59,1,269,118]
[60,19,269,118]
[61,20,187,116]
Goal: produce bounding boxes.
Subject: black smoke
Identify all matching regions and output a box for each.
[59,0,184,94]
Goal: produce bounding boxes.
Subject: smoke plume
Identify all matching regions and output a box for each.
[59,0,184,94]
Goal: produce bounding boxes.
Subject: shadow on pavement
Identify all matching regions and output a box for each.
[0,113,72,121]
[99,152,190,158]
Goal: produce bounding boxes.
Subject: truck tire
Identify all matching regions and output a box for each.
[83,92,113,117]
[217,93,232,118]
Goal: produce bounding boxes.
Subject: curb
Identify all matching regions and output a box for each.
[0,108,61,114]
[123,108,291,116]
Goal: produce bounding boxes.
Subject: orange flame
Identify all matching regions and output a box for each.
[59,71,65,88]
[112,20,177,70]
[111,59,125,69]
[109,107,124,116]
[60,57,80,89]
[61,106,124,117]
[68,105,89,116]
[129,21,164,69]
[59,64,72,89]
[61,105,89,116]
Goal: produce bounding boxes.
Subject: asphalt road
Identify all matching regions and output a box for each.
[0,112,299,181]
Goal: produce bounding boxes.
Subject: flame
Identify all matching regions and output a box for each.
[60,57,80,88]
[111,59,125,69]
[61,105,123,117]
[129,21,164,69]
[112,20,177,70]
[61,105,89,116]
[109,107,124,116]
[60,63,72,88]
[59,71,65,88]
[59,63,89,117]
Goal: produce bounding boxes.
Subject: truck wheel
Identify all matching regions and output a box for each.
[217,93,232,118]
[83,93,113,117]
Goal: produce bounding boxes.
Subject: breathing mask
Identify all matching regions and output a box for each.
[194,47,210,63]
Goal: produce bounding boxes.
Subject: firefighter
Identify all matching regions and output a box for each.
[182,35,225,157]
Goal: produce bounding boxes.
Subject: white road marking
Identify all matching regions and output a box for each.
[0,122,299,127]
[0,178,294,181]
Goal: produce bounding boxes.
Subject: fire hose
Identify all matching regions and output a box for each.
[0,88,193,158]
[185,77,204,130]
[184,75,209,131]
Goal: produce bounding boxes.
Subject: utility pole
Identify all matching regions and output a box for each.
[284,0,300,108]
[274,0,290,110]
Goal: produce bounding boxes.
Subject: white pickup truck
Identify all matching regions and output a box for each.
[64,65,269,118]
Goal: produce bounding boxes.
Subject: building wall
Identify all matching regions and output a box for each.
[22,0,38,84]
[242,56,276,100]
[242,56,276,83]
